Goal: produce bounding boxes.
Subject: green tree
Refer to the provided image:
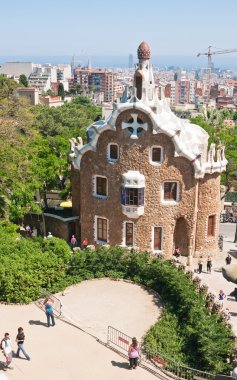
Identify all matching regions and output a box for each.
[58,83,65,100]
[19,74,28,87]
[0,75,18,99]
[190,115,237,192]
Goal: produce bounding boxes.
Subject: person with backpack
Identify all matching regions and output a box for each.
[1,333,13,370]
[16,327,30,361]
[43,297,55,327]
[128,337,140,370]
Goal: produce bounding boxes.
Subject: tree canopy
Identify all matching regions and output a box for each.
[19,74,28,87]
[0,76,102,221]
[190,114,237,192]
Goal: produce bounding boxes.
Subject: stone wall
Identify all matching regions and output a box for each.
[195,173,220,256]
[72,109,221,257]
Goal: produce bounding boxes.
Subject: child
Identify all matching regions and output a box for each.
[218,290,226,306]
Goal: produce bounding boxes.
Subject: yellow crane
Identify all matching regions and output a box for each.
[197,46,237,86]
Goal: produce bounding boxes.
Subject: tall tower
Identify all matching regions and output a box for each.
[88,56,92,71]
[134,41,156,102]
[128,54,133,68]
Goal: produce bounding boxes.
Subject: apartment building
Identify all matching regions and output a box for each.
[0,62,34,78]
[28,72,51,93]
[74,68,115,102]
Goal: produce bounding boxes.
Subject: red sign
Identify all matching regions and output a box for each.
[152,357,166,366]
[118,336,129,345]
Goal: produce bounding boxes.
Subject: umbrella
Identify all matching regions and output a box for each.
[59,200,72,208]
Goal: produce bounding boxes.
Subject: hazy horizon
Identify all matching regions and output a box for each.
[1,54,237,70]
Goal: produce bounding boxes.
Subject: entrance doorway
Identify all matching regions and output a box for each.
[173,217,189,256]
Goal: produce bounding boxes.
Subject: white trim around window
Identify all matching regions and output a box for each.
[92,175,108,199]
[150,145,163,165]
[107,143,119,162]
[94,215,109,244]
[161,181,180,205]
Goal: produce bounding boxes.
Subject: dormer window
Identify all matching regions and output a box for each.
[108,143,119,162]
[150,146,163,164]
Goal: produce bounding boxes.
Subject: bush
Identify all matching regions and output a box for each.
[0,226,71,302]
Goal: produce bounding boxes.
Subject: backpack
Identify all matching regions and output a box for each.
[0,338,7,350]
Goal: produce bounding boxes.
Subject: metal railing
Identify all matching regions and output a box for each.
[143,348,215,380]
[107,326,215,380]
[107,325,134,354]
[36,291,62,318]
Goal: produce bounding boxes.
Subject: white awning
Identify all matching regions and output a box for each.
[122,171,145,188]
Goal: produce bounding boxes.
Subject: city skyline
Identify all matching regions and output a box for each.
[1,0,237,59]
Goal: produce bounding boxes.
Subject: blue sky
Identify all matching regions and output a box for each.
[1,0,237,58]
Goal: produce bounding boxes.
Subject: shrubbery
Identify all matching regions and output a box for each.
[0,228,234,373]
[0,224,71,302]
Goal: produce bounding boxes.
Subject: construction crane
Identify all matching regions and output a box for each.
[197,46,237,86]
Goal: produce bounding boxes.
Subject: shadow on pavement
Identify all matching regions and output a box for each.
[28,319,48,327]
[227,297,236,302]
[229,249,237,257]
[111,360,129,369]
[0,361,7,371]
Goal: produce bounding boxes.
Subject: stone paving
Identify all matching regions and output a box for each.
[0,280,161,380]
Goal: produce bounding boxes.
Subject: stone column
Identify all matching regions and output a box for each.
[187,242,193,266]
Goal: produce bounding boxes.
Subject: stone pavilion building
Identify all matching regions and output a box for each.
[70,42,227,259]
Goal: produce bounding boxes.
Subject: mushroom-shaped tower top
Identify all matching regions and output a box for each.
[137,41,151,60]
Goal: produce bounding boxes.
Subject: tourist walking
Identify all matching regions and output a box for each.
[82,237,88,249]
[207,256,212,273]
[226,254,232,265]
[1,333,13,370]
[70,235,77,250]
[173,247,181,258]
[218,290,226,307]
[198,257,203,274]
[128,337,140,370]
[43,297,55,327]
[25,224,31,238]
[16,327,30,360]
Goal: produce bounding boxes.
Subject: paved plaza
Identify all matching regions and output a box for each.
[0,280,161,380]
[0,223,237,380]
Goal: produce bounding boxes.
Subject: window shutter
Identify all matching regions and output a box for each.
[154,227,162,250]
[208,215,215,236]
[125,223,133,246]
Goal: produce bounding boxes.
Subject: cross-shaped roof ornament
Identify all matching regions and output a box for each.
[121,113,148,139]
